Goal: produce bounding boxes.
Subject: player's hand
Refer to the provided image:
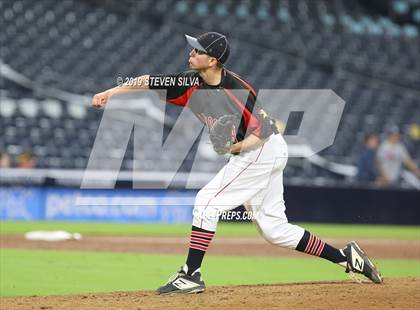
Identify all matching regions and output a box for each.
[92,91,110,109]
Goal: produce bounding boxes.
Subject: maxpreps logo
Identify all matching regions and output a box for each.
[193,208,256,221]
[82,89,346,190]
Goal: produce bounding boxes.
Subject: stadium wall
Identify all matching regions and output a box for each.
[0,186,418,224]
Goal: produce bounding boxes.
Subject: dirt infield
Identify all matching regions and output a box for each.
[1,235,419,259]
[1,278,418,310]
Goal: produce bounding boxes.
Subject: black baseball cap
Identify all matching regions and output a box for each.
[185,32,230,64]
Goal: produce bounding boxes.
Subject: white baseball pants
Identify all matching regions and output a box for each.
[193,133,305,249]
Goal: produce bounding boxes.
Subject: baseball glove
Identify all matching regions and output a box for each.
[209,114,239,155]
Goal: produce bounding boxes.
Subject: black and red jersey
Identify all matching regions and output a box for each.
[149,69,276,142]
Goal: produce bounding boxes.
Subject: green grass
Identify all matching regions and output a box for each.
[1,221,418,297]
[1,221,419,239]
[0,248,419,297]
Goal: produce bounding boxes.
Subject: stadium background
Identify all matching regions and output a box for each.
[0,0,419,309]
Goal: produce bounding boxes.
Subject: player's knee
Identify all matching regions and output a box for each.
[258,220,303,248]
[261,232,276,244]
[256,221,276,244]
[258,220,292,245]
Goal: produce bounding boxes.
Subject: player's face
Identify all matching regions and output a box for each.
[189,48,216,70]
[367,136,379,149]
[388,133,400,144]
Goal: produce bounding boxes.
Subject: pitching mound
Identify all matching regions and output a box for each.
[2,278,418,310]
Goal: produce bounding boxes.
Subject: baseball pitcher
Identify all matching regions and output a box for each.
[92,32,382,294]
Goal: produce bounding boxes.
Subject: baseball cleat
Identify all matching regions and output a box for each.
[343,241,383,284]
[156,267,206,295]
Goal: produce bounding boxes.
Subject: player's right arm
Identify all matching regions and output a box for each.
[92,75,150,109]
